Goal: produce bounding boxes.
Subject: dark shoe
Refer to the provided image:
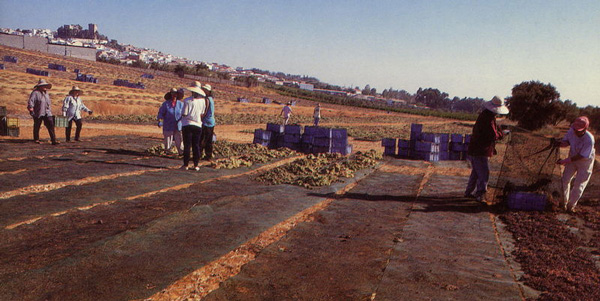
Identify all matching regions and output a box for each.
[34,140,41,144]
[75,138,81,142]
[52,141,60,145]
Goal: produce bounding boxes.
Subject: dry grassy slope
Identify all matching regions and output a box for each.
[0,45,434,121]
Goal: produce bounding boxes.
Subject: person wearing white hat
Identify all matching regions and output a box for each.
[555,116,595,212]
[313,103,321,126]
[464,96,509,203]
[62,86,93,142]
[280,101,293,125]
[27,79,59,145]
[180,81,207,170]
[199,84,216,161]
[157,88,184,154]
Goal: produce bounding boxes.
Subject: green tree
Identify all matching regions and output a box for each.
[507,81,561,130]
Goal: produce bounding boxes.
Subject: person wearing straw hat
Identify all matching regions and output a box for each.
[27,79,59,145]
[180,81,207,171]
[556,116,595,212]
[157,88,184,155]
[199,84,215,161]
[62,86,92,142]
[464,96,509,203]
[313,103,321,126]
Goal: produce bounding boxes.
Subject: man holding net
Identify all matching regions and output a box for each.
[465,96,509,203]
[556,116,595,212]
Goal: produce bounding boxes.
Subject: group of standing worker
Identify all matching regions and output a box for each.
[465,96,595,213]
[156,81,215,171]
[27,79,92,145]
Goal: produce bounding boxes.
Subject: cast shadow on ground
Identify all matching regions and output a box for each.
[0,139,31,144]
[308,192,503,214]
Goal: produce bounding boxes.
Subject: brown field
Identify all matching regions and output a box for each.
[1,45,599,300]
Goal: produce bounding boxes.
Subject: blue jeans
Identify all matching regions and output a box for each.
[465,155,490,197]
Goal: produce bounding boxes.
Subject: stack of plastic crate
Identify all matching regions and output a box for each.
[1,109,20,137]
[331,128,352,155]
[382,138,397,156]
[48,63,67,71]
[76,73,98,83]
[0,64,5,70]
[252,128,271,147]
[26,68,49,76]
[282,125,302,151]
[3,56,18,63]
[311,127,332,154]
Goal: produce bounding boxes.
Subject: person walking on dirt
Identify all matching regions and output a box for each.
[62,86,92,142]
[180,81,206,171]
[157,88,184,155]
[199,84,215,161]
[556,116,595,212]
[464,96,509,202]
[313,103,321,126]
[280,102,292,125]
[27,79,59,145]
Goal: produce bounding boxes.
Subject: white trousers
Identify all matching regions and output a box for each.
[561,157,594,209]
[163,130,183,155]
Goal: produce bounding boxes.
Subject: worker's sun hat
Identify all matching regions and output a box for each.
[33,79,52,89]
[202,84,212,91]
[484,96,509,115]
[186,81,206,96]
[571,116,589,131]
[164,87,178,100]
[69,86,83,94]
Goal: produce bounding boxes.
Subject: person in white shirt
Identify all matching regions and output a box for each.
[62,86,92,142]
[280,102,293,125]
[556,116,595,212]
[313,103,321,126]
[180,81,206,171]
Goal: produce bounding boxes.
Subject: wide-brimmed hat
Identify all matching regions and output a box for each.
[571,116,589,131]
[483,96,509,115]
[164,87,178,100]
[33,79,52,89]
[202,84,212,91]
[69,86,83,94]
[186,81,206,96]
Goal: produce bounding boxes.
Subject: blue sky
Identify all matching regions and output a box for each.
[1,0,599,107]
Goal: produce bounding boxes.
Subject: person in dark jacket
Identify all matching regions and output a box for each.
[27,79,59,145]
[464,96,509,202]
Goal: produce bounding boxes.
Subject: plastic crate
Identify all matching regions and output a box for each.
[284,124,301,134]
[450,142,466,152]
[421,133,441,144]
[266,123,284,134]
[283,134,301,143]
[415,141,439,153]
[384,145,397,156]
[6,117,18,127]
[313,137,331,147]
[0,106,6,116]
[451,134,464,143]
[398,148,410,158]
[507,192,547,211]
[382,138,396,147]
[254,129,272,140]
[410,123,423,133]
[397,139,410,149]
[54,116,68,128]
[7,126,19,137]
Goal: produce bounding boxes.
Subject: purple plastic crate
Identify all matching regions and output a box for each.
[382,138,397,147]
[410,123,423,133]
[421,133,441,144]
[266,123,284,134]
[507,192,547,211]
[451,134,464,143]
[450,142,466,152]
[284,124,301,134]
[415,141,439,153]
[397,139,411,149]
[313,137,331,147]
[384,146,396,156]
[398,148,410,158]
[283,133,301,143]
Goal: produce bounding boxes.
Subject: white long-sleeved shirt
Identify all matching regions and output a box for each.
[181,96,206,128]
[62,96,90,121]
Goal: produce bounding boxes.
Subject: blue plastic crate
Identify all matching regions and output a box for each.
[451,134,464,143]
[507,192,547,211]
[410,123,423,133]
[313,137,331,147]
[465,134,472,143]
[312,145,331,154]
[332,128,347,139]
[410,131,421,141]
[253,138,269,147]
[415,141,439,153]
[450,142,466,152]
[382,138,397,147]
[439,151,450,161]
[314,127,332,138]
[384,146,396,156]
[283,133,301,143]
[304,126,319,136]
[301,134,314,144]
[254,129,272,140]
[421,133,441,144]
[266,123,284,134]
[332,144,352,156]
[284,124,301,134]
[440,143,449,152]
[398,148,410,158]
[439,133,450,142]
[397,139,411,149]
